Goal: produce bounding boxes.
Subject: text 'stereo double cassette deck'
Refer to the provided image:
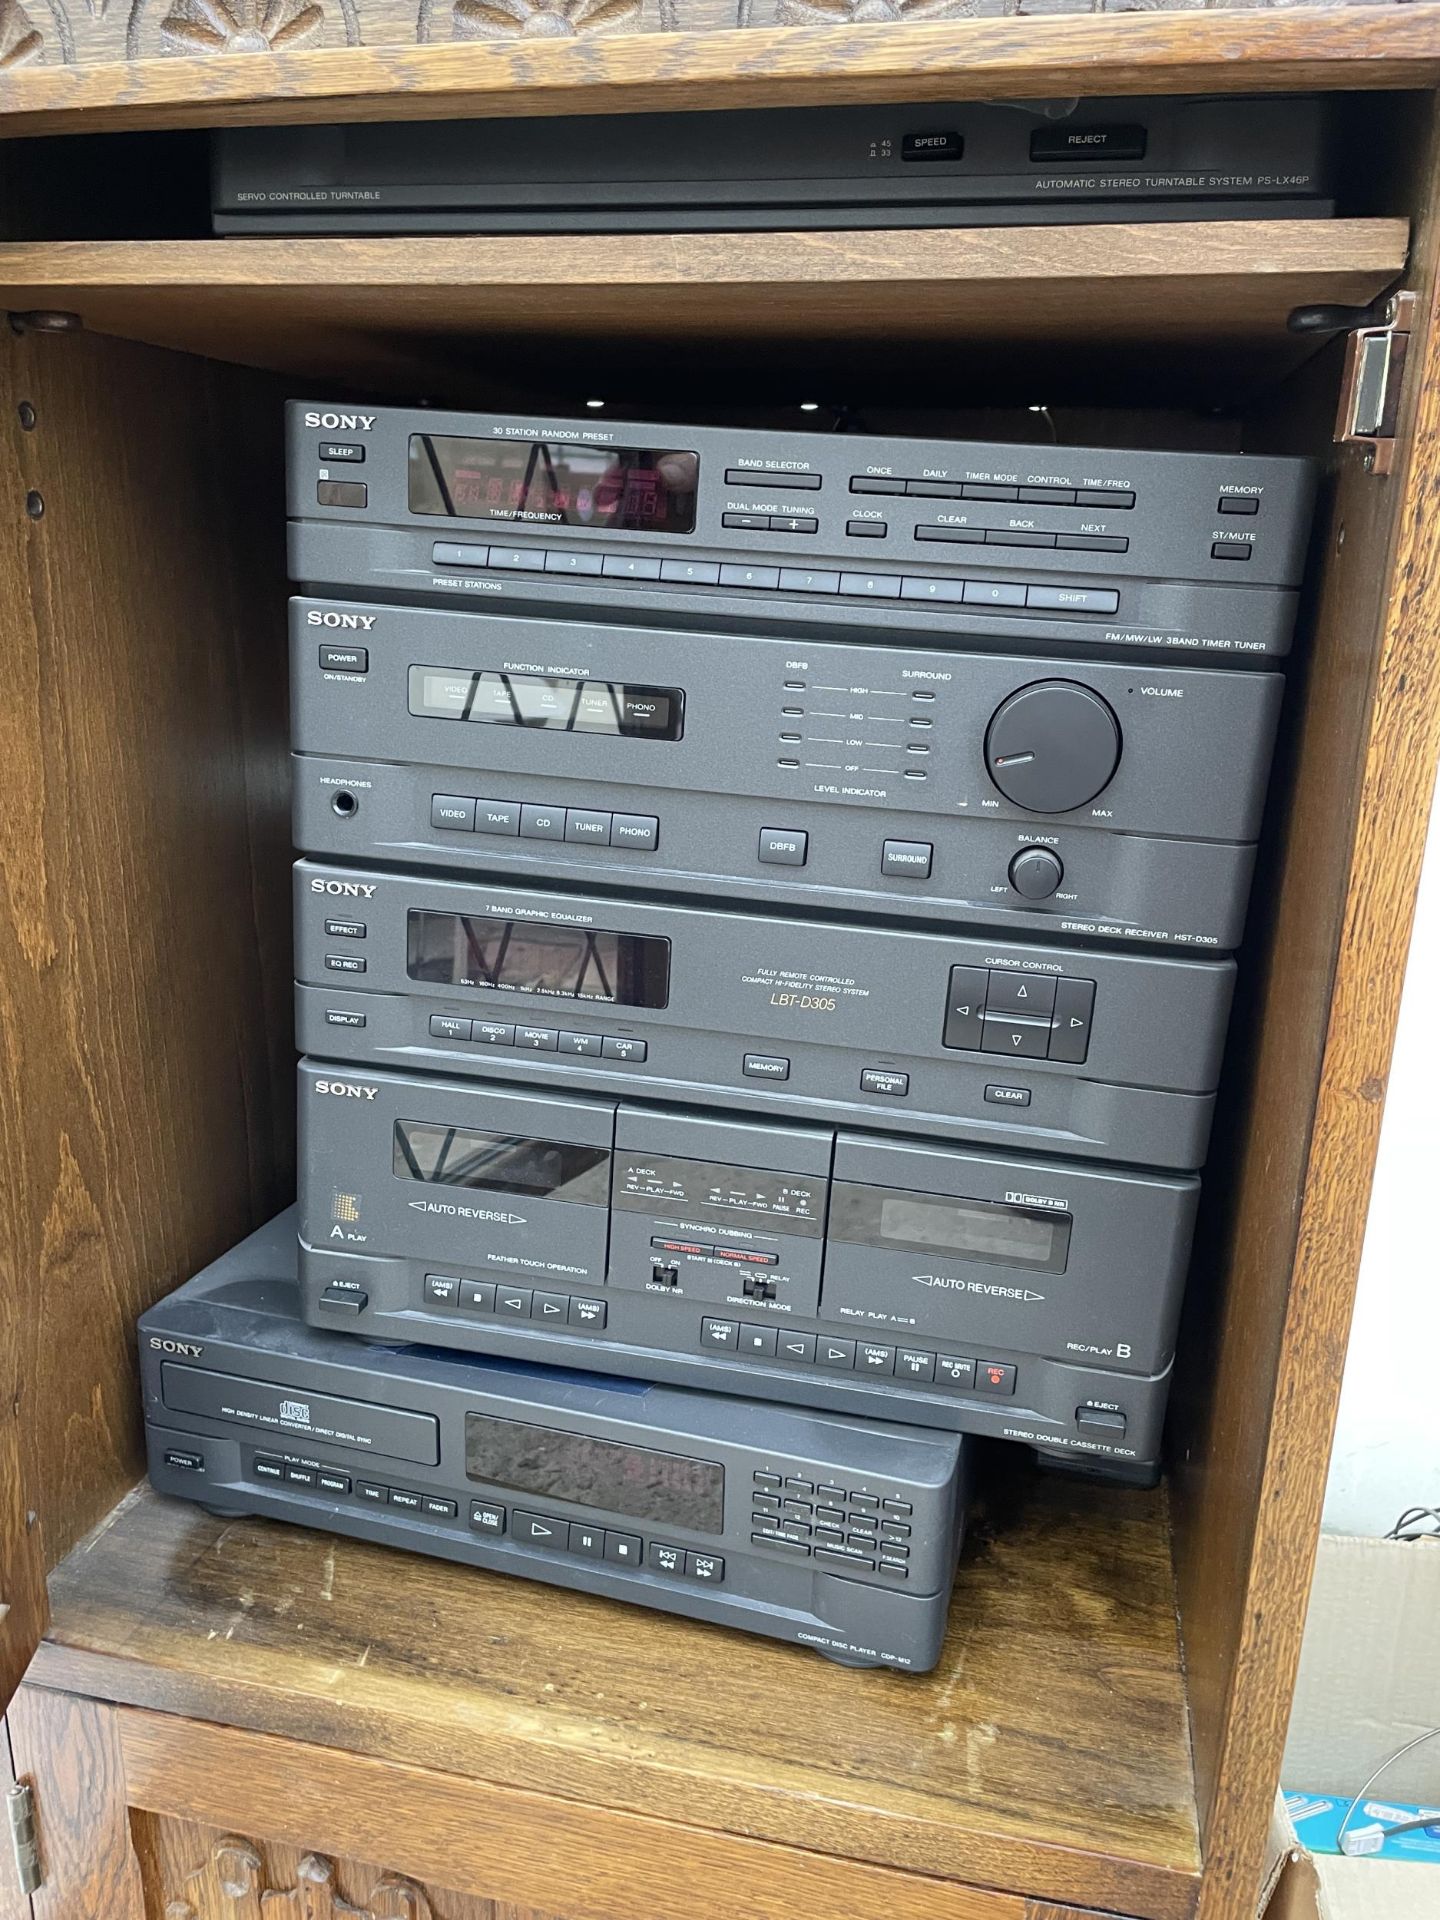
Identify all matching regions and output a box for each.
[295,861,1234,1171]
[287,405,1316,661]
[143,1215,969,1670]
[215,96,1333,235]
[295,596,1284,950]
[300,1064,1197,1474]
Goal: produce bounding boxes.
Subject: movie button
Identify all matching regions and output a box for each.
[985,1083,1033,1107]
[423,1496,458,1518]
[900,576,968,603]
[569,1297,607,1329]
[475,799,521,835]
[543,549,604,576]
[1049,976,1096,1063]
[1031,123,1146,162]
[515,1026,559,1051]
[513,1510,563,1548]
[533,1291,569,1323]
[319,1470,352,1495]
[423,1273,461,1306]
[520,803,566,840]
[649,1541,685,1575]
[962,579,1026,607]
[1024,584,1121,614]
[743,1054,790,1080]
[882,839,933,879]
[840,572,902,598]
[324,918,366,939]
[604,1531,643,1567]
[701,1317,739,1350]
[601,1035,648,1062]
[602,554,663,580]
[977,1361,1017,1395]
[1219,494,1261,515]
[1056,534,1128,553]
[1077,1405,1128,1439]
[317,479,367,508]
[660,559,722,586]
[429,1013,472,1043]
[717,563,781,592]
[981,1014,1051,1058]
[389,1487,423,1512]
[569,1522,605,1558]
[319,441,365,463]
[319,644,368,672]
[253,1454,285,1480]
[610,814,659,850]
[937,1355,976,1389]
[986,529,1056,549]
[943,964,988,1050]
[1211,540,1252,561]
[163,1449,205,1472]
[1075,488,1135,509]
[779,568,841,594]
[459,1281,497,1312]
[565,808,612,845]
[431,794,476,832]
[325,1009,367,1028]
[472,1020,516,1047]
[845,519,886,540]
[860,1069,909,1097]
[722,512,770,531]
[433,542,489,569]
[319,1285,367,1315]
[758,827,807,866]
[914,524,985,544]
[469,1500,507,1534]
[495,1287,533,1317]
[777,1331,817,1364]
[739,1324,779,1357]
[325,953,366,973]
[896,1348,937,1382]
[686,1552,725,1582]
[850,475,906,494]
[489,547,546,571]
[559,1030,602,1056]
[986,969,1057,1018]
[856,1343,896,1375]
[357,1480,390,1503]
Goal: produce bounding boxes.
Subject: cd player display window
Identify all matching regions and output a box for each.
[408,435,699,535]
[393,1120,611,1204]
[830,1184,1072,1274]
[408,667,684,739]
[407,908,671,1007]
[464,1413,724,1533]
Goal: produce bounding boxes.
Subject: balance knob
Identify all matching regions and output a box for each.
[984,680,1122,814]
[1009,847,1064,900]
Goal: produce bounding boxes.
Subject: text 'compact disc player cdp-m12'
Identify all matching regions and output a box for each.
[215,95,1333,234]
[294,595,1285,950]
[287,404,1316,661]
[299,1063,1197,1475]
[142,1214,969,1670]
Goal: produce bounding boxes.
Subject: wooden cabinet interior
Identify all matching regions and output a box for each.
[3,31,1440,1919]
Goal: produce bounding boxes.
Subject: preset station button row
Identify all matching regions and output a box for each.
[431,794,659,851]
[468,1499,725,1584]
[422,1272,608,1329]
[704,1319,1017,1395]
[426,1014,648,1062]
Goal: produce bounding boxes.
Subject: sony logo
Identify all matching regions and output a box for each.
[148,1337,203,1356]
[314,1080,378,1099]
[304,411,376,431]
[309,879,376,898]
[307,611,377,631]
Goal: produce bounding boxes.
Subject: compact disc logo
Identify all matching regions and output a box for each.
[279,1399,312,1426]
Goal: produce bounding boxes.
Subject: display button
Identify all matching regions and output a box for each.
[604,1531,643,1567]
[533,1291,569,1324]
[1025,584,1121,614]
[718,563,781,591]
[660,558,721,586]
[433,542,489,568]
[895,1348,937,1382]
[559,1030,602,1056]
[515,1026,560,1051]
[649,1541,685,1574]
[513,1510,563,1548]
[325,953,366,973]
[1219,494,1260,515]
[845,519,887,539]
[319,644,368,672]
[758,827,807,866]
[357,1479,390,1503]
[253,1454,284,1480]
[565,808,612,845]
[856,1342,896,1375]
[779,567,841,595]
[1031,123,1147,162]
[601,1035,648,1062]
[777,1331,817,1364]
[722,511,771,532]
[981,1015,1051,1058]
[489,546,547,572]
[840,572,902,598]
[495,1286,533,1316]
[472,1020,516,1047]
[424,1273,461,1306]
[611,814,659,851]
[317,479,367,508]
[962,579,1026,608]
[319,1470,352,1495]
[686,1552,725,1582]
[520,803,566,840]
[469,1500,507,1534]
[1049,976,1096,1063]
[743,1054,790,1080]
[460,1280,497,1312]
[937,1355,976,1389]
[726,469,820,491]
[943,964,987,1051]
[324,1009,366,1028]
[601,554,663,581]
[431,794,476,832]
[543,549,604,576]
[429,1013,472,1043]
[986,969,1057,1018]
[319,441,365,463]
[324,918,366,939]
[389,1487,423,1512]
[1211,540,1252,561]
[860,1069,909,1097]
[701,1317,739,1351]
[985,1083,1032,1107]
[475,799,521,836]
[882,839,933,879]
[739,1323,779,1357]
[1077,1405,1128,1439]
[569,1297,607,1328]
[977,1361,1017,1395]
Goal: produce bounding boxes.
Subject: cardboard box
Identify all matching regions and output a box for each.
[1267,1532,1440,1919]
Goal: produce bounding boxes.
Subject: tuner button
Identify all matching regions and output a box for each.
[1008,847,1064,900]
[984,681,1122,813]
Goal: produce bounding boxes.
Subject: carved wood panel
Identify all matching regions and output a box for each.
[136,1815,566,1920]
[0,0,1407,72]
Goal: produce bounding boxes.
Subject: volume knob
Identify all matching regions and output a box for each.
[1009,847,1064,900]
[985,680,1122,814]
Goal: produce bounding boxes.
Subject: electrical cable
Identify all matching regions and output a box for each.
[1336,1727,1440,1856]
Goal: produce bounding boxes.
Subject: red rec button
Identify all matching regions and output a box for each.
[976,1361,1017,1396]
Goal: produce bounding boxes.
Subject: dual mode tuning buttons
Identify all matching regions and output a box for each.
[985,680,1124,902]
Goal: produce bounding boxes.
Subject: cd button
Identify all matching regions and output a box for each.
[718,563,781,591]
[431,794,476,832]
[986,969,1057,1018]
[840,572,902,598]
[488,547,546,571]
[565,808,612,845]
[610,814,659,851]
[558,1030,602,1056]
[601,1035,647,1062]
[981,1014,1051,1058]
[701,1317,739,1350]
[515,1026,559,1051]
[660,558,721,586]
[739,1324,779,1357]
[882,839,933,879]
[976,1361,1017,1396]
[543,550,604,576]
[472,1020,516,1046]
[519,804,566,840]
[317,480,367,508]
[758,827,807,866]
[469,1500,507,1535]
[428,1013,472,1042]
[568,1297,607,1328]
[860,1069,909,1097]
[601,554,663,581]
[743,1054,790,1080]
[475,799,521,836]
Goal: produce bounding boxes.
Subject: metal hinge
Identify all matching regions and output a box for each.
[1333,289,1417,476]
[6,1782,40,1896]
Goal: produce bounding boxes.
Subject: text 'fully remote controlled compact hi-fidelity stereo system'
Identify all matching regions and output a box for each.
[145,388,1318,1667]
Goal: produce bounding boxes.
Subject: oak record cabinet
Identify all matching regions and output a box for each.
[3,12,1440,1920]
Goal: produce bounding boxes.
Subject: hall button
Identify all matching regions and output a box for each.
[882,839,933,879]
[860,1069,909,1097]
[429,1013,472,1043]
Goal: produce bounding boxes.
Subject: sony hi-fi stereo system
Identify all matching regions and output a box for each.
[299,1064,1197,1475]
[143,1215,969,1670]
[294,860,1234,1172]
[213,95,1333,235]
[295,596,1284,949]
[288,404,1315,660]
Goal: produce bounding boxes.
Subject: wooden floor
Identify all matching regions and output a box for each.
[33,1470,1200,1919]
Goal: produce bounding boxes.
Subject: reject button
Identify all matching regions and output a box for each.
[1030,123,1147,163]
